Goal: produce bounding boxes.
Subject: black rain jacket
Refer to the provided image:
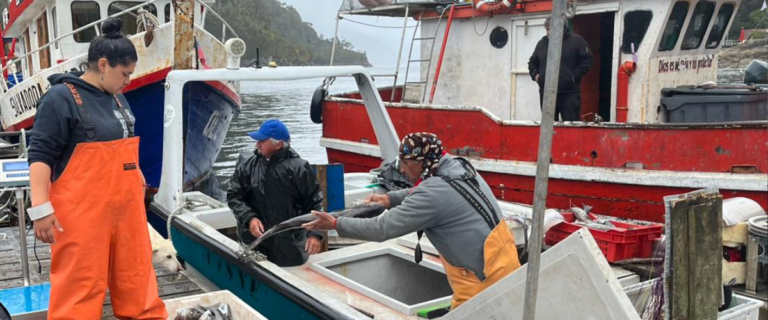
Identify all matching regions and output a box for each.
[227,147,323,266]
[528,28,594,94]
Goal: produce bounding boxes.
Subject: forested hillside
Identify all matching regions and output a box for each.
[0,0,371,66]
[728,0,768,40]
[206,0,370,66]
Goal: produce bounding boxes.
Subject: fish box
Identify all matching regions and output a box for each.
[624,279,764,320]
[309,246,453,315]
[164,290,268,320]
[544,212,663,263]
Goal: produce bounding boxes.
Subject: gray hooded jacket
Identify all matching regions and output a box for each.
[336,154,503,280]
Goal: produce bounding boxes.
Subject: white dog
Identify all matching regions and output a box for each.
[147,223,183,272]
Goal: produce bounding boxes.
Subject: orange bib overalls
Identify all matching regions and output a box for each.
[431,158,521,309]
[47,83,166,320]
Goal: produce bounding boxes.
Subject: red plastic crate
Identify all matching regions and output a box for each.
[544,212,663,263]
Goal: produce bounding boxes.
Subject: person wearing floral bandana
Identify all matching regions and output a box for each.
[304,132,521,309]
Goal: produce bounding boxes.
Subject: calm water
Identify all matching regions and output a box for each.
[213,66,413,187]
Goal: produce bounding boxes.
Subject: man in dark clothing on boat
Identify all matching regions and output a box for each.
[528,17,593,121]
[227,119,325,267]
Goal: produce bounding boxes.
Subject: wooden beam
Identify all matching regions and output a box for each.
[670,192,723,320]
[671,199,690,320]
[690,200,722,320]
[745,235,759,293]
[173,0,195,70]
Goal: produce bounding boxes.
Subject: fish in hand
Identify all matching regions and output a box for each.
[246,203,386,251]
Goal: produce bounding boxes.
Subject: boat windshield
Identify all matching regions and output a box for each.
[705,3,735,49]
[659,1,690,51]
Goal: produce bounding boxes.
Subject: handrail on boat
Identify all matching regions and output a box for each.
[0,0,238,94]
[198,0,239,41]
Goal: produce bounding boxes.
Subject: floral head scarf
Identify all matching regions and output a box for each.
[399,132,444,180]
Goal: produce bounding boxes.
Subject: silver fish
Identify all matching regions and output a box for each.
[574,221,616,231]
[594,218,617,229]
[246,203,386,250]
[571,207,591,223]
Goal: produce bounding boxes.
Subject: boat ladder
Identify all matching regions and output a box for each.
[401,8,448,104]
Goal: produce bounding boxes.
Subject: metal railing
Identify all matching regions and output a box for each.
[199,0,239,42]
[0,0,238,94]
[340,0,451,11]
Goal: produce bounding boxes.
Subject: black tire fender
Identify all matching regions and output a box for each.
[310,86,327,124]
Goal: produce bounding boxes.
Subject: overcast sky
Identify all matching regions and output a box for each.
[281,0,418,67]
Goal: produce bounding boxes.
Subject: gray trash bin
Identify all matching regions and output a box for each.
[661,87,768,123]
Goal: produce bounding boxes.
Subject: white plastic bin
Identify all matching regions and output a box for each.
[719,295,764,320]
[164,290,268,320]
[623,279,764,320]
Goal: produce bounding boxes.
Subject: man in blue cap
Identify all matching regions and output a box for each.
[227,119,324,266]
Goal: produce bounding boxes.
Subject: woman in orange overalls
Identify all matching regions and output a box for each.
[27,17,166,320]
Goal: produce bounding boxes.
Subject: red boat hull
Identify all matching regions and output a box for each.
[322,88,768,222]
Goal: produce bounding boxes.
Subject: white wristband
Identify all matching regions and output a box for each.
[27,201,55,221]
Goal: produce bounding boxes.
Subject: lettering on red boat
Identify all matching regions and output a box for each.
[658,55,714,74]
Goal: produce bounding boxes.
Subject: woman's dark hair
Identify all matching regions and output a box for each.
[87,17,138,70]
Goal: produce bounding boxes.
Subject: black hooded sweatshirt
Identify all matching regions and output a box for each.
[28,73,135,181]
[528,28,594,94]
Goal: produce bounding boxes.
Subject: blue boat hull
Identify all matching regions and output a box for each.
[124,80,239,199]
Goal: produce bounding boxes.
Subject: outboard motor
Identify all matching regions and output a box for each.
[744,60,767,84]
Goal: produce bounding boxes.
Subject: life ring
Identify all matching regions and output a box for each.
[310,86,326,124]
[358,0,390,8]
[474,0,514,14]
[358,0,377,8]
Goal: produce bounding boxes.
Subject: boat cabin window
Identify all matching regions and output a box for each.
[165,4,171,23]
[622,11,652,53]
[3,39,23,78]
[658,1,689,51]
[681,1,716,50]
[71,1,101,43]
[705,3,734,49]
[52,7,59,49]
[108,2,158,36]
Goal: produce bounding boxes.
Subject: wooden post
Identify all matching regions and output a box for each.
[745,235,759,293]
[172,0,195,70]
[671,200,690,320]
[670,192,723,320]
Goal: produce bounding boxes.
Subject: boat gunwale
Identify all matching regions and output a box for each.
[325,95,768,129]
[149,202,355,320]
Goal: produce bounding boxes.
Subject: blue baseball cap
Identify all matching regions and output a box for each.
[247,119,290,142]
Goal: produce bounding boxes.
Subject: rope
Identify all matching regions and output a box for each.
[471,7,491,36]
[19,129,27,158]
[164,196,267,263]
[166,197,226,242]
[341,17,417,29]
[136,8,160,34]
[165,203,186,244]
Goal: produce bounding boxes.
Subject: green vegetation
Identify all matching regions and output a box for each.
[729,1,768,40]
[0,0,369,66]
[206,0,370,66]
